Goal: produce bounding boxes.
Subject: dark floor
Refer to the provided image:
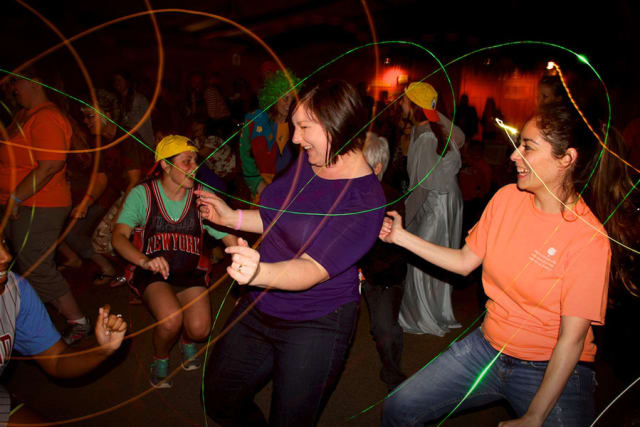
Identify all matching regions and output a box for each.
[4,255,640,426]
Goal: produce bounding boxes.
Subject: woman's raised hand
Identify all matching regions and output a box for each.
[225,237,260,285]
[195,189,234,227]
[379,210,404,244]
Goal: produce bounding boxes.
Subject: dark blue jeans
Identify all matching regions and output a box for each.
[382,328,596,427]
[204,297,359,427]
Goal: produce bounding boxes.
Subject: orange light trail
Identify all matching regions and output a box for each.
[553,62,640,174]
[0,8,296,156]
[1,6,295,289]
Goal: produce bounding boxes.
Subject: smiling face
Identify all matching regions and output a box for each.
[162,150,198,189]
[510,118,570,197]
[292,103,330,167]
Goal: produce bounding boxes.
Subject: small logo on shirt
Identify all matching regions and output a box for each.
[529,249,558,271]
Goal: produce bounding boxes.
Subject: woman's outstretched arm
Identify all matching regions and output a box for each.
[195,189,263,234]
[379,210,482,276]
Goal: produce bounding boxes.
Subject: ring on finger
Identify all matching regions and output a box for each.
[237,264,243,273]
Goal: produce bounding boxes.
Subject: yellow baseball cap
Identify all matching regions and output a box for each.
[155,135,198,162]
[405,82,440,122]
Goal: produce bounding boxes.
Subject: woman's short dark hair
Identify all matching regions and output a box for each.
[295,79,367,165]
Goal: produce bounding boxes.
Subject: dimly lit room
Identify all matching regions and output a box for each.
[1,1,639,426]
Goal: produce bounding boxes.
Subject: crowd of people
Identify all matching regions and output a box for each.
[0,61,638,427]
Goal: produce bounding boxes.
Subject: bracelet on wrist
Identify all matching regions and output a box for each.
[10,193,22,204]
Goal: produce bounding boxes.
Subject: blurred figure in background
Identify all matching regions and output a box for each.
[481,97,504,143]
[112,69,155,156]
[360,131,408,392]
[58,89,120,285]
[204,71,231,136]
[455,93,478,141]
[239,69,300,201]
[537,74,570,107]
[399,82,465,336]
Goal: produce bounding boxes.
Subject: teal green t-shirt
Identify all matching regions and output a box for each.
[116,181,227,240]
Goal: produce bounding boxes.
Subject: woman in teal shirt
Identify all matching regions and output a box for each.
[112,135,236,388]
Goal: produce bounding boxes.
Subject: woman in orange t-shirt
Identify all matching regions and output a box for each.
[380,102,637,427]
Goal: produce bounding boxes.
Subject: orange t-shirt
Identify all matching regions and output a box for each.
[466,184,610,362]
[0,102,71,207]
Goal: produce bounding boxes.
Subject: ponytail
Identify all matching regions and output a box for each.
[538,103,640,296]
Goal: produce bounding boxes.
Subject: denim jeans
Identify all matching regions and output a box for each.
[382,328,595,427]
[204,296,359,427]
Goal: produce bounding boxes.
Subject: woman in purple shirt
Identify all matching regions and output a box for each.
[196,80,385,426]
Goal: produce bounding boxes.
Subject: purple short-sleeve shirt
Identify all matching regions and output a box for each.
[252,153,385,320]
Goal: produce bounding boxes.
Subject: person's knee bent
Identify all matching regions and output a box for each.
[382,380,439,427]
[183,317,211,341]
[156,311,183,336]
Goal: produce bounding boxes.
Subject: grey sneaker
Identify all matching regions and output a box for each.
[150,358,172,389]
[180,341,201,371]
[62,318,92,345]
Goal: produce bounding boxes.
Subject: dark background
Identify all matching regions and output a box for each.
[2,0,640,126]
[2,1,639,426]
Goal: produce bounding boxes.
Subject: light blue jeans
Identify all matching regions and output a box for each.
[382,328,595,427]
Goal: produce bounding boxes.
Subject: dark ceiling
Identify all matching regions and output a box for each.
[4,1,639,60]
[3,0,640,111]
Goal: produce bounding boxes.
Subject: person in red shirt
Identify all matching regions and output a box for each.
[380,102,637,427]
